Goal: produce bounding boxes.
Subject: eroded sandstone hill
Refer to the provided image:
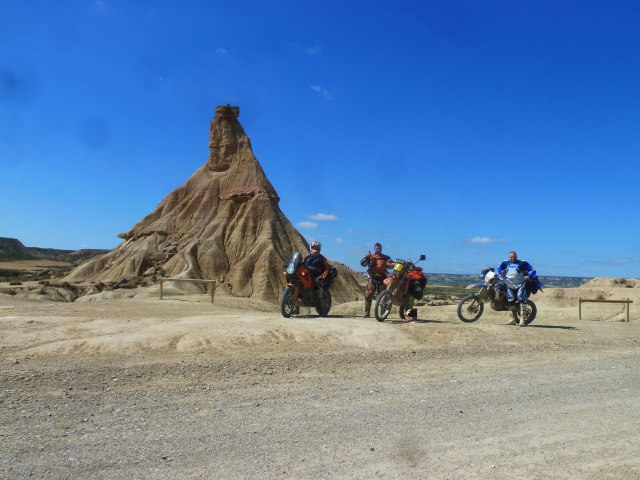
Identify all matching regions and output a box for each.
[65,105,362,303]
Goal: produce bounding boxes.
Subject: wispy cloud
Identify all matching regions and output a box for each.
[216,47,227,55]
[589,257,640,266]
[307,45,322,55]
[308,213,337,221]
[95,0,106,14]
[468,236,507,244]
[335,237,344,244]
[310,85,333,100]
[297,221,318,229]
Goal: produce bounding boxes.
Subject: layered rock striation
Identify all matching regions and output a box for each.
[66,105,362,303]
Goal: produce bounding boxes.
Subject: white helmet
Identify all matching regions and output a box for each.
[310,241,321,253]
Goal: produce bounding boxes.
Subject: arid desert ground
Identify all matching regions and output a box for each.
[1,278,640,479]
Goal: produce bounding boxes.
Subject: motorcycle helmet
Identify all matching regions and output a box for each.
[310,241,321,254]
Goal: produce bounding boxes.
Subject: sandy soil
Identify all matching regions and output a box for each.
[1,283,640,479]
[0,260,72,271]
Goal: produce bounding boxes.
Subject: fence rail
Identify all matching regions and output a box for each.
[158,277,217,303]
[578,297,633,322]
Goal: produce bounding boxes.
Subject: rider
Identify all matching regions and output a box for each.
[496,251,538,327]
[302,241,330,304]
[361,242,395,318]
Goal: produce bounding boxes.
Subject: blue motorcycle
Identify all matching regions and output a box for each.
[457,268,538,324]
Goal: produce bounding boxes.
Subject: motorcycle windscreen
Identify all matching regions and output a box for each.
[287,252,303,275]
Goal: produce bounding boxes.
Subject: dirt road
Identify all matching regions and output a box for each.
[1,291,639,479]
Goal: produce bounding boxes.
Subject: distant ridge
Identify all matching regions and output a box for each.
[0,237,109,265]
[0,237,598,289]
[425,273,593,288]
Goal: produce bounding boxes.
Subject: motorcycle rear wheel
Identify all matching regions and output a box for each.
[517,299,537,325]
[375,289,393,322]
[457,294,484,322]
[315,290,332,317]
[280,286,296,318]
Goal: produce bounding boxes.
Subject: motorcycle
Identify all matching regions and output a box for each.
[280,252,337,318]
[374,255,427,322]
[457,268,539,324]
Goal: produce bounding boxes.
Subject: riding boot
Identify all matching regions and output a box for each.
[507,309,517,325]
[518,303,527,327]
[363,298,372,318]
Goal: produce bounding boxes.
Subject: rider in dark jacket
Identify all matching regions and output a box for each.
[302,241,330,304]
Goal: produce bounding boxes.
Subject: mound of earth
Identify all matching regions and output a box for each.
[580,277,640,288]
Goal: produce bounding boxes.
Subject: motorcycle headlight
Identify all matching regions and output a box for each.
[484,271,495,284]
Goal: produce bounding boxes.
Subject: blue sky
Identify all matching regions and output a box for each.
[2,0,639,278]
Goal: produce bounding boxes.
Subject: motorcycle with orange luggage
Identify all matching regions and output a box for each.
[280,252,337,318]
[374,255,427,322]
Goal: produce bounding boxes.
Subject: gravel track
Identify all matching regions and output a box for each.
[2,294,640,479]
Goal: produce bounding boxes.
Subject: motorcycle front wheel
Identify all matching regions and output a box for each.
[517,299,537,325]
[315,290,332,317]
[280,286,296,318]
[457,294,484,322]
[375,289,393,322]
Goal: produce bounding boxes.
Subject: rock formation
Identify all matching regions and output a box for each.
[65,105,362,303]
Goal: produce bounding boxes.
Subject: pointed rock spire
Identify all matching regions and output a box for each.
[66,105,362,303]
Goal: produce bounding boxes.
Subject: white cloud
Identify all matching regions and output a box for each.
[610,258,634,265]
[307,45,322,55]
[469,236,506,244]
[297,221,318,229]
[308,213,337,221]
[336,238,344,244]
[310,85,333,100]
[216,47,227,54]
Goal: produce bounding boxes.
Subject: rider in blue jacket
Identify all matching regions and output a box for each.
[496,251,538,326]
